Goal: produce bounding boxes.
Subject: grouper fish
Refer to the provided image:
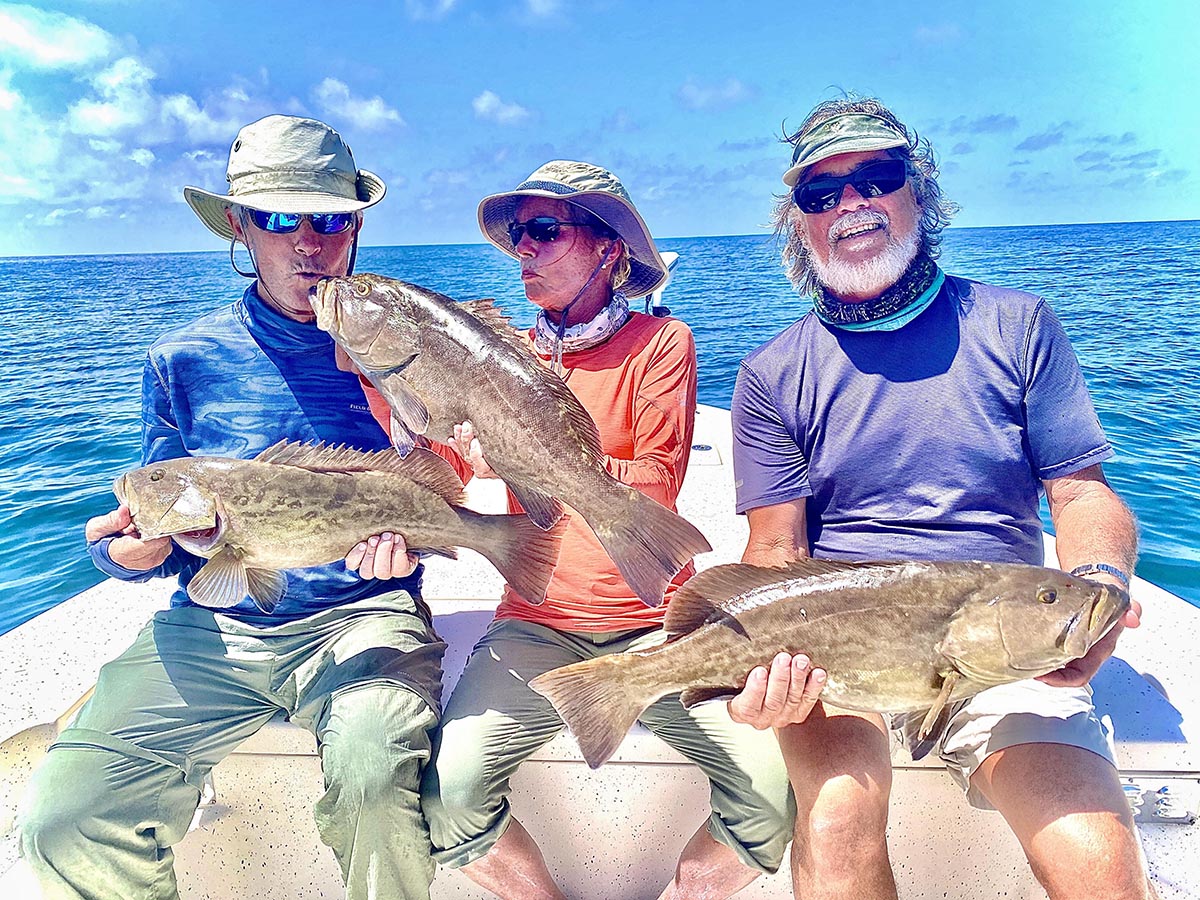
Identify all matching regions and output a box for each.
[528,558,1130,768]
[114,440,566,612]
[309,273,713,607]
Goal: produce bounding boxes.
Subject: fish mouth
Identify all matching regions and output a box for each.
[1089,584,1131,637]
[309,279,336,332]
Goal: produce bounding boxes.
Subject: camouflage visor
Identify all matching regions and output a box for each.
[782,113,910,186]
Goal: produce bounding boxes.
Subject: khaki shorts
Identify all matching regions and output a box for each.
[902,679,1117,809]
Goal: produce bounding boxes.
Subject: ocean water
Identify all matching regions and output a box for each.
[1,221,1197,634]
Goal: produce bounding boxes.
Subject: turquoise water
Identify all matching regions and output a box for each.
[2,221,1197,634]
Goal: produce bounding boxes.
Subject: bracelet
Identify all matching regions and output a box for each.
[1069,563,1130,587]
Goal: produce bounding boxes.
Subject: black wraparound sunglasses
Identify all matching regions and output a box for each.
[506,217,590,246]
[792,159,909,214]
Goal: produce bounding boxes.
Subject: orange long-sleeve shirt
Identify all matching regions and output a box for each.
[362,311,699,632]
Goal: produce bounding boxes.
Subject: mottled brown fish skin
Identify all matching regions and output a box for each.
[529,559,1130,767]
[310,273,712,606]
[115,446,563,607]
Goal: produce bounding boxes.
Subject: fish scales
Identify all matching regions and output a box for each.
[115,442,565,611]
[529,559,1130,767]
[311,274,713,606]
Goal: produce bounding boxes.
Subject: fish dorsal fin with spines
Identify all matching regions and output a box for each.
[460,298,523,339]
[253,441,466,505]
[665,559,867,635]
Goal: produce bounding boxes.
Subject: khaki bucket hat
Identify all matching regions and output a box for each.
[183,115,386,241]
[477,160,668,299]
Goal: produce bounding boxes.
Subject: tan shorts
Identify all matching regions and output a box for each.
[902,679,1117,809]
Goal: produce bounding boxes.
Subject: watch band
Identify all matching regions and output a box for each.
[1069,563,1131,587]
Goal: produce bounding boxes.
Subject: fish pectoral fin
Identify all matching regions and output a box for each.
[187,547,250,609]
[382,375,431,437]
[507,483,564,531]
[678,686,738,709]
[246,568,286,614]
[390,415,417,457]
[916,670,961,742]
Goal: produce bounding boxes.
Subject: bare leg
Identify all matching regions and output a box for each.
[658,822,761,899]
[778,704,897,900]
[458,817,566,900]
[972,742,1159,900]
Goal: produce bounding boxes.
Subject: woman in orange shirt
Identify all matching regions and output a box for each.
[417,161,794,900]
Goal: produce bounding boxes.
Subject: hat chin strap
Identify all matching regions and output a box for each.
[547,241,618,373]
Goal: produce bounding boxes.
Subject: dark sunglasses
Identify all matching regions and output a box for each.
[792,159,908,214]
[247,210,357,235]
[506,217,589,246]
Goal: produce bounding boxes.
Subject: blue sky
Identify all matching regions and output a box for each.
[2,0,1197,257]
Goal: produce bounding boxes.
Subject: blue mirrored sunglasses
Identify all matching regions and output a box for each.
[247,210,356,235]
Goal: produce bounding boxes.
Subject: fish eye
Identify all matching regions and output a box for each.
[1037,587,1058,604]
[355,280,371,297]
[149,469,164,482]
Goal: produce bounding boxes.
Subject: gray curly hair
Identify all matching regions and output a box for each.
[772,97,959,294]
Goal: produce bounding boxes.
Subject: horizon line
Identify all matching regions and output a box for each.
[5,217,1197,262]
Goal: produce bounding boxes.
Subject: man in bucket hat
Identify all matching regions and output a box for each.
[412,160,793,900]
[18,115,444,900]
[726,97,1155,899]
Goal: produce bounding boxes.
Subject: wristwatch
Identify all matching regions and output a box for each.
[1069,563,1130,587]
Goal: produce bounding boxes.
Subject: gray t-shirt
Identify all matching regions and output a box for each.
[731,275,1111,565]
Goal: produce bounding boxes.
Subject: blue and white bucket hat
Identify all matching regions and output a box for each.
[478,160,668,299]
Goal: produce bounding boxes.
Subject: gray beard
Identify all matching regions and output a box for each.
[809,212,921,299]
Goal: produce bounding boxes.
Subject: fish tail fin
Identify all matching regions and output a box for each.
[528,655,660,768]
[594,492,712,608]
[458,510,566,604]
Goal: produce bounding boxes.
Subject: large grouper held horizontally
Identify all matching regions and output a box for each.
[528,558,1130,767]
[310,273,713,607]
[114,440,566,612]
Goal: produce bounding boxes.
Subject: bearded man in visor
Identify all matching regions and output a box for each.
[727,97,1156,900]
[19,115,442,900]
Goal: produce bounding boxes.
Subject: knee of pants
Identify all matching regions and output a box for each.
[320,687,437,811]
[19,745,178,864]
[419,735,497,831]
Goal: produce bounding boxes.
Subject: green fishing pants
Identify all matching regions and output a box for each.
[18,594,445,900]
[421,618,795,873]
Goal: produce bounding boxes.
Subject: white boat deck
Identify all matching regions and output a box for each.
[2,404,1198,899]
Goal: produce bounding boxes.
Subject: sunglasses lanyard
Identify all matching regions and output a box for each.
[548,242,618,376]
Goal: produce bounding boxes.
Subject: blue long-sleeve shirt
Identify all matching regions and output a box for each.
[91,284,424,620]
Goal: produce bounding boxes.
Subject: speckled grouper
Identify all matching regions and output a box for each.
[310,273,711,607]
[529,558,1130,767]
[114,440,565,612]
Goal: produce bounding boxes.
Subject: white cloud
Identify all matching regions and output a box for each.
[472,90,530,125]
[313,78,405,131]
[130,148,155,167]
[67,56,156,135]
[0,2,116,71]
[676,78,754,111]
[405,0,456,20]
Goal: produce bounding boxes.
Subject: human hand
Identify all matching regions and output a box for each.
[86,505,173,571]
[345,532,419,580]
[448,420,497,479]
[1037,583,1141,688]
[727,653,826,730]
